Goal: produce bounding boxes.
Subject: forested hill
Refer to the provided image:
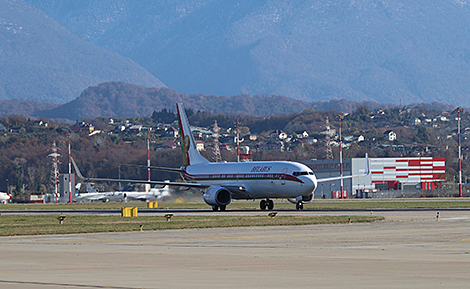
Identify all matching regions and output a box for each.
[0,99,58,117]
[35,82,454,121]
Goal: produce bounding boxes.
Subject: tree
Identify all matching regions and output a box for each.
[414,127,430,143]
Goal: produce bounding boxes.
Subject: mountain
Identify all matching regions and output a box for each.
[36,81,433,121]
[0,0,165,103]
[0,99,58,117]
[25,0,470,106]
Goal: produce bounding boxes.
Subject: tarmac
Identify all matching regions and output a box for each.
[1,210,470,288]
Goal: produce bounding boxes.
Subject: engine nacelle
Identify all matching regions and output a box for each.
[203,186,232,206]
[288,194,314,204]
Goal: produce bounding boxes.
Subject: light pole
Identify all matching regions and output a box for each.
[68,134,72,203]
[455,107,464,198]
[336,114,344,198]
[118,164,122,191]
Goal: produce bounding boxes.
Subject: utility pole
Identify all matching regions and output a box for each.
[455,107,464,198]
[147,128,151,183]
[336,114,344,198]
[68,134,72,203]
[236,121,240,162]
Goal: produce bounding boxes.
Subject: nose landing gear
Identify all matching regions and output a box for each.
[296,202,304,211]
[260,199,274,210]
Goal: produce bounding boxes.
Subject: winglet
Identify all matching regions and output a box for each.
[71,157,87,180]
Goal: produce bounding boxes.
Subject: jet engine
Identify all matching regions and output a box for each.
[203,186,232,207]
[287,194,313,204]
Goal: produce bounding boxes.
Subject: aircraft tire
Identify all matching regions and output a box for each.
[220,205,226,211]
[267,200,274,210]
[296,202,304,211]
[260,200,267,210]
[212,206,219,211]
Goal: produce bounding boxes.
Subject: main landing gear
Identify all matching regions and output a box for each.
[296,202,304,211]
[260,199,274,210]
[212,205,226,211]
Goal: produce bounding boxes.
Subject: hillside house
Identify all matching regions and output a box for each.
[219,144,232,151]
[129,125,144,132]
[259,140,285,151]
[71,122,94,133]
[195,140,205,151]
[411,118,421,125]
[244,134,258,141]
[294,130,309,139]
[166,127,179,138]
[269,130,288,140]
[383,130,397,141]
[33,120,48,127]
[161,141,177,149]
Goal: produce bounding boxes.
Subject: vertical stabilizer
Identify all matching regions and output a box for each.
[177,103,210,166]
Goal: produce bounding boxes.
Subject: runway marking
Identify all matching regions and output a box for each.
[442,217,470,220]
[0,279,134,288]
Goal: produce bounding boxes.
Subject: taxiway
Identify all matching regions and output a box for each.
[1,210,470,288]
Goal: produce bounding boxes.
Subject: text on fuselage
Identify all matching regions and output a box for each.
[250,166,272,172]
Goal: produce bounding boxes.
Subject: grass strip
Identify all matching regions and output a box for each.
[0,215,383,236]
[2,198,470,211]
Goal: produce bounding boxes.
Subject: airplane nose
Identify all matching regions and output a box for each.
[302,176,317,193]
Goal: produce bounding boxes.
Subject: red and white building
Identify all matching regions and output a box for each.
[369,157,446,190]
[301,157,446,198]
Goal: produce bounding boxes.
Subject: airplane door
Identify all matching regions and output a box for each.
[280,168,288,185]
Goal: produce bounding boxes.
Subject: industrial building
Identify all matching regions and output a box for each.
[300,157,446,198]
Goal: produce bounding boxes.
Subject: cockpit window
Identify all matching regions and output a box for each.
[294,171,311,176]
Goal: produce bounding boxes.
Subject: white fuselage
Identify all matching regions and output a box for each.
[72,192,114,202]
[182,161,317,199]
[0,192,11,204]
[106,188,171,201]
[73,188,170,202]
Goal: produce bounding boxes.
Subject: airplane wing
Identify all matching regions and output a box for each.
[71,157,210,189]
[317,154,370,183]
[119,163,184,173]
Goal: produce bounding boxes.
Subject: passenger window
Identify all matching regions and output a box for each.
[293,172,300,176]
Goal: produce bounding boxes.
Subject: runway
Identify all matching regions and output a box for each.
[1,210,470,288]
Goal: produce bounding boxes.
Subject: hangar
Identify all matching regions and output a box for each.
[300,157,446,198]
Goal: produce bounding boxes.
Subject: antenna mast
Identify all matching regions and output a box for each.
[47,140,61,203]
[324,117,334,160]
[212,120,222,162]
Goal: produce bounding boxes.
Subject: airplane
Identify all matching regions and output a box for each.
[104,186,172,202]
[72,103,370,211]
[0,191,12,204]
[72,183,171,202]
[72,183,112,202]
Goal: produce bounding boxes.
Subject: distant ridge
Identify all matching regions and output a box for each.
[35,82,455,121]
[25,0,470,106]
[0,99,58,118]
[0,0,165,103]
